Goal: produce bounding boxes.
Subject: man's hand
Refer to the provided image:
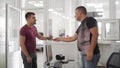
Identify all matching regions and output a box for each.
[26,56,32,63]
[53,37,62,41]
[86,51,93,61]
[47,35,53,40]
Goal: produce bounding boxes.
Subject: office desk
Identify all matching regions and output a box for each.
[44,41,79,61]
[43,41,82,68]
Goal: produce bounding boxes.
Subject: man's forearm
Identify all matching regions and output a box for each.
[61,37,76,42]
[20,44,30,57]
[38,35,51,40]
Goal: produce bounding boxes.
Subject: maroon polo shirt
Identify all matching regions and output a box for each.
[20,24,37,53]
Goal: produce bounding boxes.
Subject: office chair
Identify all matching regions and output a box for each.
[106,52,120,68]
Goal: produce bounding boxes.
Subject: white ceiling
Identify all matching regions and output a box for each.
[80,0,120,12]
[21,0,120,12]
[21,0,44,9]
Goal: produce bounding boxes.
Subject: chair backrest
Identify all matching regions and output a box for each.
[106,52,120,68]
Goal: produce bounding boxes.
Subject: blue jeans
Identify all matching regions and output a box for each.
[81,53,100,68]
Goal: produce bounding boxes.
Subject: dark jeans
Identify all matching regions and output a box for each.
[21,51,37,68]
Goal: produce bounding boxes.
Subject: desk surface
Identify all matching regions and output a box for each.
[44,40,77,45]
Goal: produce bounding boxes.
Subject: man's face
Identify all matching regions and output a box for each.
[27,15,36,25]
[75,9,81,21]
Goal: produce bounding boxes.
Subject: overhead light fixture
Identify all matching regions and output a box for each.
[28,1,43,7]
[55,8,64,11]
[97,12,104,16]
[48,9,54,12]
[116,1,119,5]
[39,1,43,4]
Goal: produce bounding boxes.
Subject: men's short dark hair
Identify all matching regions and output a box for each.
[25,12,35,20]
[76,6,87,15]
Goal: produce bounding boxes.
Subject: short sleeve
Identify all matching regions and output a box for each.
[86,17,97,29]
[75,25,80,34]
[20,27,26,36]
[33,26,37,33]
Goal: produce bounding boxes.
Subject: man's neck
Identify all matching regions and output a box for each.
[26,23,33,28]
[80,16,87,22]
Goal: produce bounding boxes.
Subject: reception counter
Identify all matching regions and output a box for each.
[44,41,79,61]
[43,40,82,68]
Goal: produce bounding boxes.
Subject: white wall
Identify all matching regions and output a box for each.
[98,43,120,66]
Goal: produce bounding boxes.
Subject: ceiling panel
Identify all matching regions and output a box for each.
[21,0,44,9]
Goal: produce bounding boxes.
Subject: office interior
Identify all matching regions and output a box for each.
[0,0,120,68]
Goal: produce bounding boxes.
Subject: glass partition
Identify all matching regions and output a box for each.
[103,19,120,40]
[48,0,78,38]
[97,19,120,41]
[7,5,21,68]
[7,5,20,53]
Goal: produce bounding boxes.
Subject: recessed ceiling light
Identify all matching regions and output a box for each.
[116,1,119,5]
[48,9,54,12]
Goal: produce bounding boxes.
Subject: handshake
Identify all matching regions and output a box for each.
[46,35,63,42]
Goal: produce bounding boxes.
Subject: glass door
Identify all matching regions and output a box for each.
[0,1,6,68]
[6,4,21,68]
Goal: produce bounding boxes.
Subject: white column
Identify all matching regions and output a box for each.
[44,0,49,36]
[109,0,116,19]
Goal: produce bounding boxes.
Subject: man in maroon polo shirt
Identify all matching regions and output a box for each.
[20,12,52,68]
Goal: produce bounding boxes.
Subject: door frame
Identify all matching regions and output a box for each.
[6,4,21,68]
